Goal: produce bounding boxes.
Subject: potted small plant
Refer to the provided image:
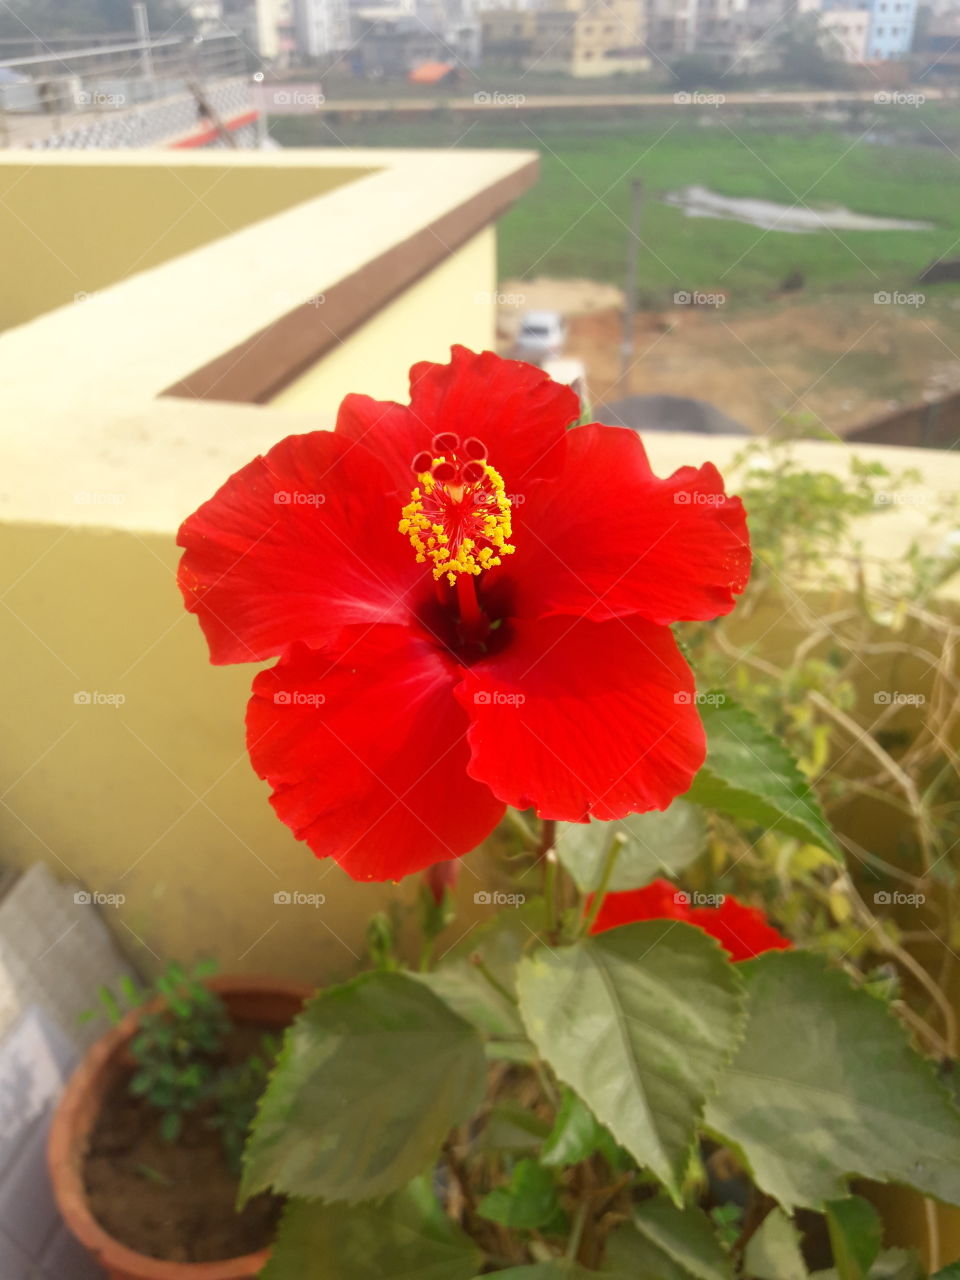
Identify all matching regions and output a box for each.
[48,962,311,1280]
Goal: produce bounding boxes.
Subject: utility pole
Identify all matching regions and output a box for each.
[620,177,644,385]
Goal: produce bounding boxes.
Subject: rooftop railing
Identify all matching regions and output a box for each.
[0,30,250,127]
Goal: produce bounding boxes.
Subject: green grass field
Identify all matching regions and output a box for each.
[273,110,960,302]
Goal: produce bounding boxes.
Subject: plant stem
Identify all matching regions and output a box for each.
[539,819,559,939]
[505,808,539,848]
[582,831,628,935]
[470,953,518,1007]
[565,1200,590,1263]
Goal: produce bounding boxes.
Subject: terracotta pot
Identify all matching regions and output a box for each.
[48,974,312,1280]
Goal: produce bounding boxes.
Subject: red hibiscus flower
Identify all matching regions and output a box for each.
[177,347,749,882]
[589,879,791,961]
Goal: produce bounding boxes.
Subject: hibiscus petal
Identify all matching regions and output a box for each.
[178,431,419,665]
[687,897,791,962]
[589,879,689,934]
[408,346,576,493]
[458,614,706,822]
[247,629,505,881]
[505,423,750,625]
[335,393,429,499]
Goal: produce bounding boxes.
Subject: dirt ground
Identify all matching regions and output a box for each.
[497,279,960,436]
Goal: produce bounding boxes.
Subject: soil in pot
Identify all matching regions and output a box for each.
[83,1022,282,1264]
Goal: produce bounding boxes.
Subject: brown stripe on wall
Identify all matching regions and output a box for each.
[162,156,539,405]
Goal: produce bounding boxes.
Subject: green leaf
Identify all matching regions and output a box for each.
[517,922,745,1202]
[260,1179,482,1280]
[473,1267,601,1279]
[826,1197,882,1280]
[480,1102,552,1154]
[241,972,486,1205]
[541,1089,615,1168]
[477,1158,560,1230]
[604,1197,734,1280]
[814,1250,924,1280]
[705,951,960,1209]
[932,1263,960,1279]
[416,963,525,1041]
[684,697,841,859]
[744,1208,808,1280]
[555,801,707,893]
[159,1111,182,1144]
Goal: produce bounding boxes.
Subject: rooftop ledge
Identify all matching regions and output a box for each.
[0,145,537,530]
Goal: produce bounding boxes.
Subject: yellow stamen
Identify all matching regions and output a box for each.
[399,458,515,584]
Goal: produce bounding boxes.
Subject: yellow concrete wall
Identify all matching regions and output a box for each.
[270,226,499,414]
[0,161,366,332]
[0,520,446,985]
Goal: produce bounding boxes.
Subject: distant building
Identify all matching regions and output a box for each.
[819,6,871,60]
[296,0,351,55]
[483,0,648,77]
[647,0,915,63]
[864,0,917,58]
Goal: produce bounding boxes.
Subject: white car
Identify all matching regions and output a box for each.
[514,310,567,366]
